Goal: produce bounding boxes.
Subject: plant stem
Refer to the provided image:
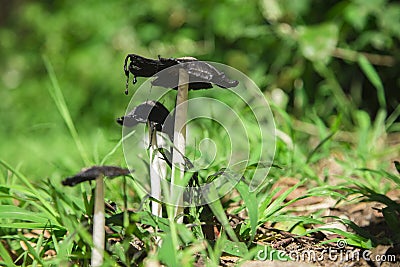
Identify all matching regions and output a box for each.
[91,175,105,267]
[171,68,189,221]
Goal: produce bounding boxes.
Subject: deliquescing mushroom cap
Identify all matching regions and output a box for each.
[123,54,239,94]
[116,100,174,142]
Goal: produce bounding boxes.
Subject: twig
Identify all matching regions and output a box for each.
[332,47,395,67]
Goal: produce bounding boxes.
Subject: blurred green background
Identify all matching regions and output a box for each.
[1,0,399,178]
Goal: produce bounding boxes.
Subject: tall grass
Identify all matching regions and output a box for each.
[43,55,91,166]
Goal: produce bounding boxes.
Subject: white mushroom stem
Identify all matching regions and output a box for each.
[149,122,165,217]
[91,175,105,267]
[171,68,189,221]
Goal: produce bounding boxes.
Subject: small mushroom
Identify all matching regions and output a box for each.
[117,101,174,217]
[116,100,174,146]
[62,166,130,267]
[62,166,130,186]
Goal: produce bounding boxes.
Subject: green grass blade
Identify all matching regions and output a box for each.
[311,227,373,249]
[42,55,91,166]
[271,215,324,225]
[222,239,248,257]
[262,179,306,221]
[100,129,136,165]
[357,167,400,186]
[0,222,63,229]
[357,55,386,109]
[159,233,179,266]
[306,132,336,164]
[51,230,60,255]
[386,104,400,130]
[100,138,123,165]
[208,200,238,242]
[313,62,352,119]
[206,184,239,242]
[371,108,387,144]
[207,232,226,267]
[0,160,58,220]
[32,231,45,267]
[235,180,258,241]
[18,234,43,265]
[0,241,17,267]
[0,205,55,224]
[382,207,400,241]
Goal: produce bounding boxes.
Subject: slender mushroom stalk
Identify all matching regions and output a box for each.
[92,174,105,267]
[148,121,165,217]
[170,69,189,220]
[62,166,130,266]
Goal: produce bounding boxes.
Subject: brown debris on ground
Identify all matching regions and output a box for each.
[216,203,400,267]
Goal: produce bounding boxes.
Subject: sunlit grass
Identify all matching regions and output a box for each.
[1,55,399,267]
[1,70,399,265]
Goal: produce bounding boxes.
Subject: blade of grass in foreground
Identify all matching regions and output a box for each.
[0,241,17,267]
[0,159,58,221]
[357,55,386,109]
[42,55,90,166]
[259,179,307,223]
[235,180,258,242]
[206,185,239,242]
[18,234,43,265]
[0,205,56,225]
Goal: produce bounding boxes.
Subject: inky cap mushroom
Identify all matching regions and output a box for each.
[62,166,130,186]
[123,54,239,94]
[116,100,173,141]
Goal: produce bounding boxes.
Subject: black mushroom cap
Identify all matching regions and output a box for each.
[116,100,174,141]
[116,100,170,129]
[123,54,239,93]
[62,166,130,186]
